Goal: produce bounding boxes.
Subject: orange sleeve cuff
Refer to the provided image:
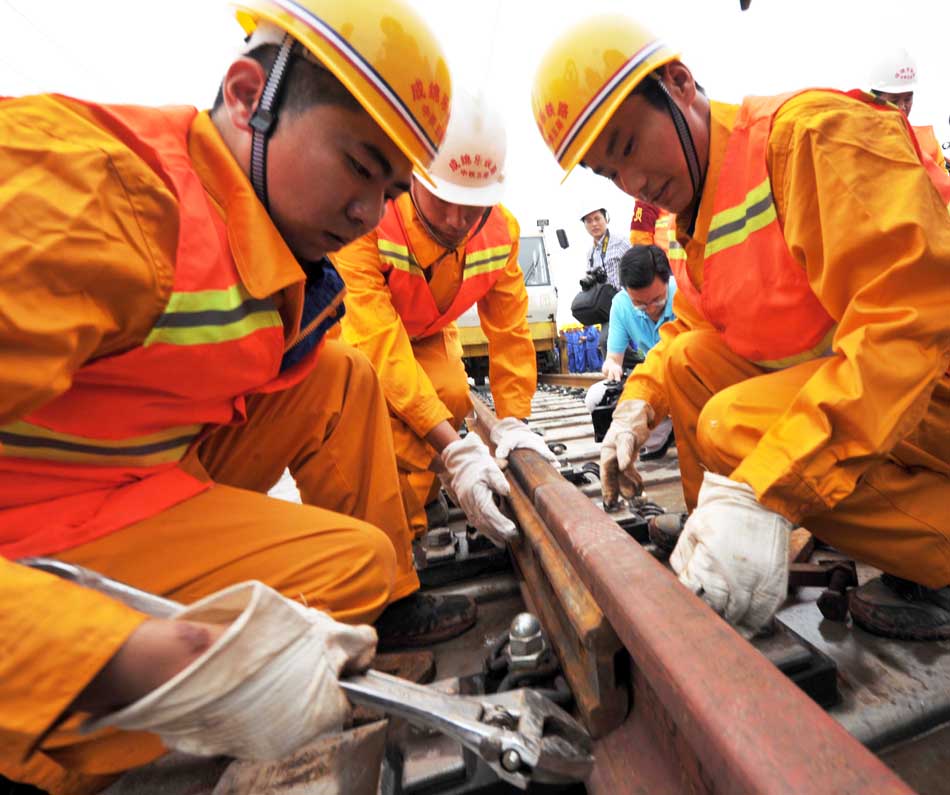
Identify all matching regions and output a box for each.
[0,561,147,756]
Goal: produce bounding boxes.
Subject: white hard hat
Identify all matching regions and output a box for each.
[869,47,918,93]
[425,88,507,206]
[578,204,608,223]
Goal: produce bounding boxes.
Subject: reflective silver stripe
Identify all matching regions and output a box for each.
[707,190,775,245]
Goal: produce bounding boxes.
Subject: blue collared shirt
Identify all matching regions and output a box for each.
[606,276,677,356]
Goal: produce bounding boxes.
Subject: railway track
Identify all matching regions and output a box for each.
[87,382,950,795]
[468,387,915,795]
[472,378,950,795]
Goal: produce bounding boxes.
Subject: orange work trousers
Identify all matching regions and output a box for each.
[663,329,950,587]
[393,327,472,537]
[3,340,418,794]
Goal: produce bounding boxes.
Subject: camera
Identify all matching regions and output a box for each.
[579,266,608,290]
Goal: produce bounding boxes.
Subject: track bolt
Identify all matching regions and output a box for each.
[501,749,523,772]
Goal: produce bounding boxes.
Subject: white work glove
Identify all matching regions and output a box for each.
[599,398,653,509]
[439,433,517,547]
[85,581,376,760]
[670,472,792,638]
[490,417,559,467]
[602,358,623,382]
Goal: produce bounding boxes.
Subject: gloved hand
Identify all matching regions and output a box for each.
[439,432,517,547]
[670,472,792,638]
[602,358,623,382]
[490,417,559,468]
[85,581,376,760]
[599,398,653,509]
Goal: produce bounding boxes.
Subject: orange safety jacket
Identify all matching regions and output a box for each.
[912,125,950,206]
[671,89,946,370]
[376,204,514,339]
[653,211,675,253]
[0,101,334,559]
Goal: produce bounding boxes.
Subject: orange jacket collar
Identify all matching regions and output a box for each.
[188,112,305,301]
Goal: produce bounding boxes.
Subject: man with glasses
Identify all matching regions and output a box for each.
[602,245,677,382]
[591,245,676,461]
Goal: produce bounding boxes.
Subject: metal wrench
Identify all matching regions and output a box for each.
[20,557,593,788]
[341,669,592,788]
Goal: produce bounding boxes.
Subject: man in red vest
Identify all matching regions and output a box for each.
[532,16,950,640]
[333,88,557,616]
[0,1,456,791]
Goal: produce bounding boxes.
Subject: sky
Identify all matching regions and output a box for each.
[3,0,947,326]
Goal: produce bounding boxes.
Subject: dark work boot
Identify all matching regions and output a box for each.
[375,592,477,651]
[850,574,950,641]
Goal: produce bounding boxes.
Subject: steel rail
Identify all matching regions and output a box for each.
[470,393,914,795]
[537,373,603,388]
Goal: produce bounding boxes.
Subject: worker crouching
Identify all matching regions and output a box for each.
[332,88,558,606]
[533,15,950,641]
[0,0,454,791]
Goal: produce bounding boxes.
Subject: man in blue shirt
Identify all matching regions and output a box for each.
[587,245,676,460]
[602,245,677,381]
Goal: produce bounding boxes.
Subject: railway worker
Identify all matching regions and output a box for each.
[867,46,950,185]
[332,88,557,577]
[531,15,950,640]
[0,1,456,791]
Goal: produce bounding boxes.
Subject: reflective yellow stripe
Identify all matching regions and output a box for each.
[145,284,281,347]
[705,178,776,258]
[0,420,203,466]
[379,239,425,278]
[667,240,687,261]
[753,324,837,370]
[463,244,511,279]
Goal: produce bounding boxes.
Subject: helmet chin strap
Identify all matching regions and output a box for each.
[248,33,296,212]
[653,76,705,231]
[409,181,492,262]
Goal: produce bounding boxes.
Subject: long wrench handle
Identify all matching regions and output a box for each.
[19,557,181,617]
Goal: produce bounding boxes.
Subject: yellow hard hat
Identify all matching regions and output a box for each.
[234,0,451,179]
[532,14,678,177]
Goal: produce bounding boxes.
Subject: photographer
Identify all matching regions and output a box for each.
[580,205,629,290]
[575,205,630,357]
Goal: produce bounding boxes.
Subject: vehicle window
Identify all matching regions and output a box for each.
[519,237,551,286]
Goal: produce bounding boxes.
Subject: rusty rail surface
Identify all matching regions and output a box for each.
[537,372,603,388]
[505,476,628,738]
[470,394,914,795]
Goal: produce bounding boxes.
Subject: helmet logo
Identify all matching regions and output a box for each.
[448,153,499,181]
[536,101,571,148]
[894,66,916,82]
[410,78,451,142]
